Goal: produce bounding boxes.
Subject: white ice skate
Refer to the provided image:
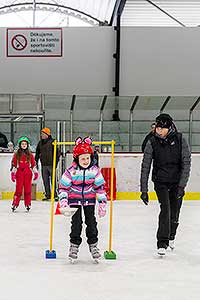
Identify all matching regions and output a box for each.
[89,243,101,263]
[157,248,166,257]
[68,243,79,263]
[169,240,175,250]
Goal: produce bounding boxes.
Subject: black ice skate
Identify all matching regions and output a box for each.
[68,243,79,263]
[89,243,101,263]
[26,206,31,212]
[11,206,17,212]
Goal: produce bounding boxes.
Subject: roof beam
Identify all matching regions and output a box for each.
[145,0,186,27]
[109,0,127,25]
[0,2,102,25]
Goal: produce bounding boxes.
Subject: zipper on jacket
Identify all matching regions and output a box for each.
[81,169,86,204]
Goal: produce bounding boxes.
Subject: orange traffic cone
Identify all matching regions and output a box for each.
[55,201,61,215]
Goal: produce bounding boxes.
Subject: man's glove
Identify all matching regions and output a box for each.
[177,186,185,199]
[140,192,149,205]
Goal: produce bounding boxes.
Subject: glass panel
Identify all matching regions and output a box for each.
[103,121,129,152]
[74,96,102,121]
[13,121,41,151]
[13,94,42,113]
[165,96,197,110]
[133,96,166,110]
[45,95,71,120]
[0,95,9,113]
[73,121,99,141]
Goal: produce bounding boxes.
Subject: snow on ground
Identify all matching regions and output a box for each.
[0,200,200,300]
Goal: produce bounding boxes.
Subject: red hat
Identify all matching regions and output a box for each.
[73,137,93,159]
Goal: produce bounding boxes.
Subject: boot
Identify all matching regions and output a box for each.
[89,242,101,260]
[26,205,31,212]
[11,205,17,212]
[68,243,79,261]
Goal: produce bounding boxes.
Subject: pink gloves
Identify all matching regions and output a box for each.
[60,198,68,208]
[33,172,39,181]
[98,202,106,218]
[11,172,16,182]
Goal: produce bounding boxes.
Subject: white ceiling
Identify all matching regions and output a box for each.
[122,0,200,27]
[0,0,199,27]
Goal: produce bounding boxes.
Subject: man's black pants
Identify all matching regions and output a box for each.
[154,182,183,249]
[70,205,98,246]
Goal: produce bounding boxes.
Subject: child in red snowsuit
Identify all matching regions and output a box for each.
[11,136,38,212]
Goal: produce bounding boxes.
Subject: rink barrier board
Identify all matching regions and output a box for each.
[1,191,44,200]
[1,191,200,200]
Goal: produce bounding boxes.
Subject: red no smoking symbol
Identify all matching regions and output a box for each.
[11,34,28,51]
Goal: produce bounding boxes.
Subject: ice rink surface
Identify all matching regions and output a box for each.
[0,200,200,300]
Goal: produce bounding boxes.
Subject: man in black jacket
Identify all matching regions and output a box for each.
[35,127,60,201]
[140,114,191,256]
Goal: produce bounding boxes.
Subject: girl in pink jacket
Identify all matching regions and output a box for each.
[58,137,107,262]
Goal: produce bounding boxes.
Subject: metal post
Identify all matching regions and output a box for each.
[189,96,200,149]
[99,96,107,149]
[129,96,139,152]
[62,121,66,173]
[70,95,76,142]
[189,110,193,148]
[56,121,62,180]
[9,94,14,143]
[112,1,127,121]
[33,0,36,27]
[41,94,45,129]
[160,96,171,113]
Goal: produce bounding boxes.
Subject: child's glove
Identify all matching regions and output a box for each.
[33,172,39,181]
[60,198,68,208]
[98,202,106,218]
[11,172,16,183]
[59,198,78,217]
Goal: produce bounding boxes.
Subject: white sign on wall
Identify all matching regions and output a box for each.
[6,28,62,57]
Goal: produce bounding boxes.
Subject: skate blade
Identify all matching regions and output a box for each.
[157,253,166,258]
[68,257,77,264]
[169,246,175,251]
[92,258,101,264]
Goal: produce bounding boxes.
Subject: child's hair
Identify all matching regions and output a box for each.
[16,148,31,162]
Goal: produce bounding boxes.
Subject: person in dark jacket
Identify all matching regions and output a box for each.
[0,132,8,148]
[140,113,191,256]
[35,127,60,200]
[93,145,100,167]
[141,122,156,152]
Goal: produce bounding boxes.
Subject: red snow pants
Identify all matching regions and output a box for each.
[12,168,32,207]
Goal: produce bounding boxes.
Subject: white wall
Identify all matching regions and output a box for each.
[120,27,200,96]
[1,153,199,195]
[1,27,200,96]
[0,27,115,95]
